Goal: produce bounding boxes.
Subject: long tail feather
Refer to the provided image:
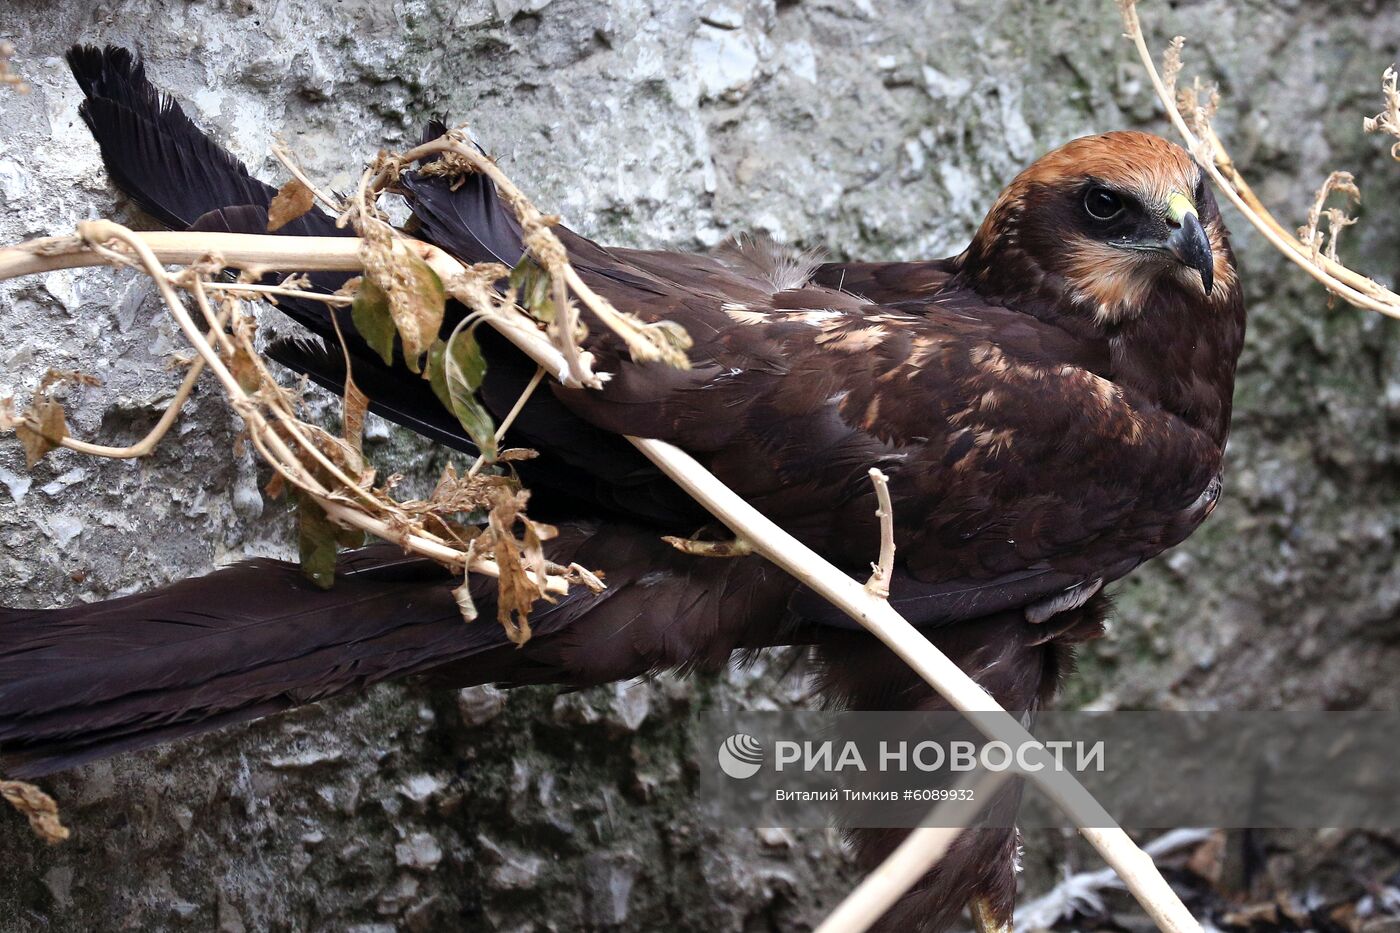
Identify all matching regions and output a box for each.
[0,524,810,778]
[67,45,341,240]
[0,546,507,777]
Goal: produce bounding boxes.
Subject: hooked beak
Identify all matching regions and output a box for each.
[1164,191,1214,294]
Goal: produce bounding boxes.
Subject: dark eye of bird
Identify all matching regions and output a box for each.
[1083,187,1124,222]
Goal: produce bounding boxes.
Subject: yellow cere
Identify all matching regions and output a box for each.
[1167,191,1197,224]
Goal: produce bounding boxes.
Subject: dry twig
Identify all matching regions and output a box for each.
[814,769,1011,933]
[629,436,1200,933]
[865,467,896,599]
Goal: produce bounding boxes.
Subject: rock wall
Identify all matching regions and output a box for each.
[1,0,1398,929]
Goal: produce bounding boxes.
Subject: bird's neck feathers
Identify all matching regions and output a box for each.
[950,207,1245,447]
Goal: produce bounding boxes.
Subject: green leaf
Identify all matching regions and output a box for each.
[426,328,497,462]
[351,277,397,367]
[508,256,555,323]
[294,491,365,590]
[295,493,340,590]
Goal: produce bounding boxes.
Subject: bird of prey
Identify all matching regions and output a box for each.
[0,46,1243,932]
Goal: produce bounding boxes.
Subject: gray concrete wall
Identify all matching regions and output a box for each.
[1,0,1398,929]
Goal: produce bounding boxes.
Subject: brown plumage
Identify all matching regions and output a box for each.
[0,47,1246,932]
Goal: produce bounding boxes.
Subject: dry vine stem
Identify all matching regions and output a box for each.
[1118,0,1400,319]
[0,157,1195,931]
[0,224,579,602]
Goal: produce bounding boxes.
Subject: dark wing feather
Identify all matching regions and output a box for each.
[399,166,525,269]
[266,336,478,453]
[67,47,357,342]
[67,46,341,238]
[267,334,703,526]
[810,258,957,305]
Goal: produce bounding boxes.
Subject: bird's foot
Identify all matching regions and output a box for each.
[970,895,1011,933]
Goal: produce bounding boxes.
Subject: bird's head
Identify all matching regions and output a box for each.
[955,131,1236,329]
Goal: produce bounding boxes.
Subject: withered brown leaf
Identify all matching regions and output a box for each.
[486,488,543,645]
[16,399,67,468]
[227,343,262,394]
[266,178,316,232]
[343,377,368,453]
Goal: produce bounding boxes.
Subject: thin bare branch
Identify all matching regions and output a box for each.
[467,365,545,478]
[866,467,895,599]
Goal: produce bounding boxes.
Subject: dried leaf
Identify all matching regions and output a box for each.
[486,489,543,645]
[452,573,479,623]
[646,319,694,355]
[0,779,69,844]
[266,178,316,232]
[662,535,754,558]
[427,329,497,462]
[37,369,102,393]
[15,399,67,468]
[264,473,286,500]
[227,343,262,394]
[382,251,446,373]
[344,377,368,453]
[0,41,31,95]
[1364,65,1400,161]
[352,276,397,367]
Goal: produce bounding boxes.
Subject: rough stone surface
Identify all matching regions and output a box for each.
[1,0,1399,929]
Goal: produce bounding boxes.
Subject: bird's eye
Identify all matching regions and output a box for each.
[1083,187,1124,221]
